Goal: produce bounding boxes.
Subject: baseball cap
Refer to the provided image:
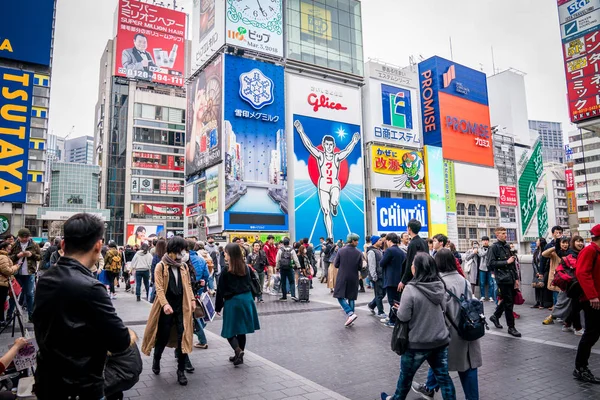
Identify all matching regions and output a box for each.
[17,228,31,238]
[591,224,600,238]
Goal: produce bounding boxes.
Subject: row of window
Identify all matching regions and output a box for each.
[457,228,517,242]
[133,103,185,124]
[571,141,600,154]
[456,203,498,218]
[569,130,596,142]
[133,127,185,147]
[576,166,600,176]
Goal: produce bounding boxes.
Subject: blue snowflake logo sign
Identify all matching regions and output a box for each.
[239,68,275,110]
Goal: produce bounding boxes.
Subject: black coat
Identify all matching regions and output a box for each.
[381,245,406,288]
[104,344,143,396]
[33,257,131,399]
[401,235,428,284]
[333,244,362,300]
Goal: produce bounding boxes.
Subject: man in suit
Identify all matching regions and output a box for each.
[379,233,406,328]
[121,33,157,79]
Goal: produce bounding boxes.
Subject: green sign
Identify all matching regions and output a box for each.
[444,160,456,213]
[0,216,9,235]
[537,195,548,239]
[518,141,544,235]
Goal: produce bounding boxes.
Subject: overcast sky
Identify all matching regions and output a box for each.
[48,0,573,139]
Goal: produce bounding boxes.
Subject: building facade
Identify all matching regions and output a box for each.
[493,132,519,243]
[529,120,564,164]
[543,164,569,235]
[65,136,94,164]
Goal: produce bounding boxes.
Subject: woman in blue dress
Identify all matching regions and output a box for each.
[215,243,260,366]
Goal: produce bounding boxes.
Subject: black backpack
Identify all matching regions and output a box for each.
[445,280,488,341]
[279,248,293,269]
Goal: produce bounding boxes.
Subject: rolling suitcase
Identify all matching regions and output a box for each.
[298,276,310,302]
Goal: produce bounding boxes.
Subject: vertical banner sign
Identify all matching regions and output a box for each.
[0,68,32,203]
[423,146,447,237]
[192,0,225,74]
[115,0,187,87]
[288,74,364,245]
[205,165,220,227]
[223,55,287,231]
[443,160,458,244]
[225,0,284,57]
[568,192,578,214]
[518,141,544,235]
[537,195,549,239]
[565,168,575,191]
[186,55,223,175]
[369,144,425,192]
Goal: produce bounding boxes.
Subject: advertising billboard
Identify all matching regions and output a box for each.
[375,198,428,235]
[132,152,184,171]
[223,55,286,231]
[1,1,54,66]
[0,68,33,203]
[499,186,518,206]
[537,195,549,239]
[566,169,575,191]
[423,146,446,237]
[363,62,422,149]
[192,0,225,74]
[288,73,364,245]
[558,0,600,25]
[517,141,544,236]
[370,144,425,192]
[418,56,494,167]
[225,0,284,57]
[443,160,458,244]
[115,0,186,87]
[206,164,220,227]
[186,55,224,175]
[132,177,183,195]
[126,224,165,246]
[568,191,578,214]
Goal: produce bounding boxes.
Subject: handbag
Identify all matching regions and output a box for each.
[391,321,409,355]
[194,297,206,319]
[514,289,525,305]
[248,267,262,298]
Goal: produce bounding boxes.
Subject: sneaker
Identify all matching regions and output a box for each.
[278,297,287,302]
[194,343,208,349]
[480,296,485,301]
[384,321,395,328]
[291,296,299,302]
[380,393,392,400]
[380,317,390,323]
[489,315,503,329]
[376,312,387,318]
[111,293,117,300]
[542,315,554,325]
[488,298,495,302]
[368,306,376,315]
[411,382,434,399]
[562,325,574,333]
[345,314,358,327]
[574,329,585,336]
[258,299,264,303]
[573,367,600,384]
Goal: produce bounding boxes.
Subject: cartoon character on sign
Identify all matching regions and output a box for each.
[294,120,360,239]
[394,152,424,190]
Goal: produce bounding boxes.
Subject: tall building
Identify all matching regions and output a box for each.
[95,1,187,244]
[529,120,564,164]
[65,136,94,164]
[0,1,56,237]
[493,132,519,243]
[543,163,569,234]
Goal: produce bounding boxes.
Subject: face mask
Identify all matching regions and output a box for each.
[181,251,189,263]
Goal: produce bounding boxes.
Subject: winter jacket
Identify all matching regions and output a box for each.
[488,240,517,284]
[464,249,479,285]
[105,248,123,273]
[50,250,63,267]
[33,256,130,399]
[204,242,219,269]
[91,253,104,274]
[276,246,300,270]
[439,271,483,372]
[263,243,278,267]
[380,245,406,288]
[124,249,136,263]
[304,243,316,268]
[0,250,19,288]
[189,250,209,292]
[401,235,428,284]
[150,254,161,284]
[542,246,564,292]
[10,239,41,275]
[395,280,450,350]
[477,246,490,272]
[333,244,362,301]
[576,242,600,301]
[247,250,268,273]
[104,343,143,397]
[322,243,334,263]
[131,250,153,272]
[366,246,383,282]
[40,245,57,270]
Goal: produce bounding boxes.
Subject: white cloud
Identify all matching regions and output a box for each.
[347,157,364,185]
[293,154,311,181]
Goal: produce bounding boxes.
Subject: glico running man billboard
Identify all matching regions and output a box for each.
[224,55,287,231]
[0,67,33,203]
[288,74,365,245]
[418,56,494,167]
[115,0,186,87]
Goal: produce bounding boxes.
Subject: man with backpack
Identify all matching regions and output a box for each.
[276,238,300,301]
[366,235,386,318]
[105,241,123,300]
[574,225,600,383]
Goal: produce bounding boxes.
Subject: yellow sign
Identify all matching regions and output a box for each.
[567,191,577,214]
[370,144,425,192]
[300,2,332,41]
[228,232,289,244]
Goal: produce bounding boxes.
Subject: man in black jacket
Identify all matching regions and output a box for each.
[488,226,521,337]
[33,213,131,399]
[398,219,428,290]
[379,233,406,327]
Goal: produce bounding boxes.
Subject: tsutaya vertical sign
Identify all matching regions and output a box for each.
[0,67,32,203]
[518,140,544,236]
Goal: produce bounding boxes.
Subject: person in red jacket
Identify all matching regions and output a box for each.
[263,235,278,293]
[574,224,600,384]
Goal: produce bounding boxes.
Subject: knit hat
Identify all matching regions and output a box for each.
[17,228,31,238]
[346,233,360,243]
[370,235,381,245]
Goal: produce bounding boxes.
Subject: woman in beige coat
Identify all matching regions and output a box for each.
[0,241,19,326]
[142,237,196,386]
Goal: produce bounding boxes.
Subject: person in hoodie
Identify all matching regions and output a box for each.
[130,242,153,301]
[411,249,482,400]
[381,253,455,400]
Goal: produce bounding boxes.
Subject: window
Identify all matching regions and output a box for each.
[507,229,517,242]
[380,191,390,198]
[478,228,488,239]
[478,205,486,217]
[489,206,498,218]
[500,207,516,223]
[489,229,496,240]
[468,204,477,216]
[30,128,45,138]
[457,203,465,216]
[468,228,477,239]
[458,228,467,239]
[141,104,155,119]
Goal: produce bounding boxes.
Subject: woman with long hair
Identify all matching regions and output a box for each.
[412,249,481,400]
[542,237,572,326]
[563,235,585,335]
[381,253,455,400]
[532,237,547,309]
[216,243,260,366]
[149,238,167,303]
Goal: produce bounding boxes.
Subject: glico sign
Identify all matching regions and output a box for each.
[418,56,494,167]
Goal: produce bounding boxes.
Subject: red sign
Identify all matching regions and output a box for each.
[565,169,575,191]
[115,0,186,87]
[132,153,184,171]
[307,93,348,112]
[563,30,600,122]
[499,186,517,207]
[143,203,183,216]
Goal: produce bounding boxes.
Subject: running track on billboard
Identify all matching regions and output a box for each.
[295,179,364,242]
[228,186,284,214]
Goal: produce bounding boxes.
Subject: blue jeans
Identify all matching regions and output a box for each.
[390,346,456,400]
[426,367,478,400]
[368,279,385,314]
[337,298,355,316]
[207,273,215,290]
[553,291,559,305]
[195,318,207,345]
[478,270,496,301]
[11,275,35,318]
[135,270,150,299]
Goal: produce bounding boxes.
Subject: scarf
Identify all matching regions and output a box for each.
[161,254,181,268]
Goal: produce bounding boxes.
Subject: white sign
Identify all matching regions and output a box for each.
[362,62,422,149]
[10,338,37,371]
[559,0,600,25]
[192,0,225,74]
[561,7,600,41]
[140,178,153,194]
[225,0,284,57]
[131,177,140,193]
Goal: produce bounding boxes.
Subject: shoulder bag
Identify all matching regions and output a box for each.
[248,267,262,298]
